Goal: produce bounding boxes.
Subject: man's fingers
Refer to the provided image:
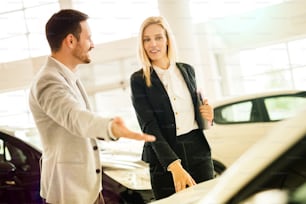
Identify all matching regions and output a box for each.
[141,133,156,142]
[129,132,156,141]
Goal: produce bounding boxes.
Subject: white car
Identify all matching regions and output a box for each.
[151,107,306,204]
[99,90,306,203]
[207,89,306,172]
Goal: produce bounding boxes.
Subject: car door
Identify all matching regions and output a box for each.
[206,92,306,168]
[206,99,276,167]
[0,131,42,204]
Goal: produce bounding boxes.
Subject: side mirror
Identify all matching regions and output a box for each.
[0,161,16,179]
[0,160,16,171]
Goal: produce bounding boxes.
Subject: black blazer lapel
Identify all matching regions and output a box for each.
[150,69,168,94]
[176,63,197,104]
[176,63,204,129]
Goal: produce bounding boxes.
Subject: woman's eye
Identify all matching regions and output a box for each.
[156,36,162,40]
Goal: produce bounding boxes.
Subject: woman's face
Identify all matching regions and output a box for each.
[142,24,168,65]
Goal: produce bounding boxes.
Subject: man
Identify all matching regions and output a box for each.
[29,9,155,204]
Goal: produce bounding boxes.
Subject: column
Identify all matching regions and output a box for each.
[157,0,219,99]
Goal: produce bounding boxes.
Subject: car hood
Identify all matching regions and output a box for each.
[100,149,151,190]
[150,178,219,204]
[197,109,306,204]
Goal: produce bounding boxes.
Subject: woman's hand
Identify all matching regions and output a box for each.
[199,99,214,123]
[168,160,196,192]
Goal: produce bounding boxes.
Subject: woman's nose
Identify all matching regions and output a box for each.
[150,40,157,46]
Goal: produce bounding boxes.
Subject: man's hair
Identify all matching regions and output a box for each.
[45,9,89,52]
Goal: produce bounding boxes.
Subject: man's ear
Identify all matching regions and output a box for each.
[65,34,74,48]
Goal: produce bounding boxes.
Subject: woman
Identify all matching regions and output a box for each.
[130,16,214,200]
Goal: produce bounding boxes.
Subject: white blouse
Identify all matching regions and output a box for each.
[153,64,198,136]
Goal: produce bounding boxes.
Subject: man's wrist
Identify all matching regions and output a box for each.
[108,120,119,141]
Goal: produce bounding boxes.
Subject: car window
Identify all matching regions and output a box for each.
[214,101,256,123]
[4,142,31,172]
[264,96,306,121]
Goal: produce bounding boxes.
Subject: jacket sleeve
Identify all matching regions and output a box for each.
[31,72,112,140]
[130,72,179,170]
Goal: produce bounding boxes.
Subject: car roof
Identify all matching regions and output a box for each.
[197,107,306,204]
[212,89,306,107]
[0,127,15,136]
[0,127,42,152]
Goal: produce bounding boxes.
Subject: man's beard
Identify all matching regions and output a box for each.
[73,45,91,64]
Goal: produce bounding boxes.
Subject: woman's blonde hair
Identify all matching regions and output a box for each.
[137,16,177,87]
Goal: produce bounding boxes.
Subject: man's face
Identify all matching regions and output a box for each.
[72,21,94,64]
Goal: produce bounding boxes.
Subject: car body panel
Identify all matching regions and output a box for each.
[206,121,276,167]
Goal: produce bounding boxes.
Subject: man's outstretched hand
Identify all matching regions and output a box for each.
[111,117,155,142]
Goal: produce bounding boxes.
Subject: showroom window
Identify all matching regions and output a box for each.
[0,0,159,63]
[72,0,159,44]
[0,89,33,128]
[189,0,284,23]
[238,39,306,93]
[0,0,60,63]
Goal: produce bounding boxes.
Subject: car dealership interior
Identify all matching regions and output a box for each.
[1,0,306,203]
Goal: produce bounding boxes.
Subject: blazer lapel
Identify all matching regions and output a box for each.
[149,69,174,113]
[76,79,91,110]
[176,63,196,96]
[176,63,198,108]
[150,69,168,95]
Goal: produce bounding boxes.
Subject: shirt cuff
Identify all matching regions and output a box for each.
[108,120,119,141]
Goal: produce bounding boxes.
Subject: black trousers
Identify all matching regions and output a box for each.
[149,129,214,200]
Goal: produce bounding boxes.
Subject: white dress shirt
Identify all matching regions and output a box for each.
[153,64,198,136]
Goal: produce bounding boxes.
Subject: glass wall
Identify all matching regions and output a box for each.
[72,0,159,44]
[237,39,306,93]
[0,0,59,63]
[0,0,159,63]
[189,0,284,23]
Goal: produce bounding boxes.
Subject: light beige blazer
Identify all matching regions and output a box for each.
[29,57,112,204]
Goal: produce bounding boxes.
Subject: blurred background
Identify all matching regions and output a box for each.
[0,0,306,146]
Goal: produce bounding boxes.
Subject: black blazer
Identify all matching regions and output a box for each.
[130,62,205,170]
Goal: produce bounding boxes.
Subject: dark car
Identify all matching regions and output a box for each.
[0,129,153,204]
[0,129,42,203]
